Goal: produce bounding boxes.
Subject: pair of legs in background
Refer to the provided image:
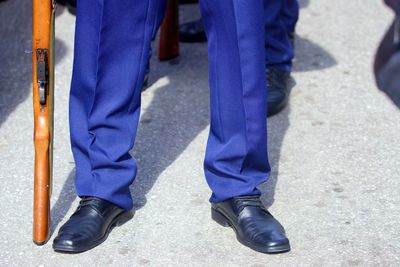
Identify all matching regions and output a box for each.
[53,0,290,254]
[179,0,299,116]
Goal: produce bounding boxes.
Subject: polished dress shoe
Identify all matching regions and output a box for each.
[211,196,290,254]
[56,0,76,14]
[66,0,76,15]
[53,197,132,253]
[179,19,207,43]
[266,69,291,117]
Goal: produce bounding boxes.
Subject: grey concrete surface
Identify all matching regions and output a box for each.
[1,0,400,266]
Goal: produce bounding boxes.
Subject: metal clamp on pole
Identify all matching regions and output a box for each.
[36,49,49,105]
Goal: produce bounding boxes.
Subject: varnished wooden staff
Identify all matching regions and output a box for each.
[158,0,180,60]
[32,0,55,245]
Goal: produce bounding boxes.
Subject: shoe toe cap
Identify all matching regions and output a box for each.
[53,231,91,251]
[253,231,290,251]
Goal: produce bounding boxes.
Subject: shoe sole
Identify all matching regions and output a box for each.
[53,211,134,253]
[211,208,291,254]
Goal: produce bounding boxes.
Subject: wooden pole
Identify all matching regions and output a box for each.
[159,0,180,61]
[32,0,55,245]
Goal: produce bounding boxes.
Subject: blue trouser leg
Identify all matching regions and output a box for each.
[152,0,167,39]
[145,0,167,77]
[282,0,299,33]
[70,0,159,210]
[264,0,295,71]
[70,0,269,208]
[201,0,270,202]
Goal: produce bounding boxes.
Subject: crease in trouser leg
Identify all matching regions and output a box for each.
[69,0,104,203]
[200,0,271,202]
[70,0,159,210]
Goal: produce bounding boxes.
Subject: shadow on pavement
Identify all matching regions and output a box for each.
[50,171,76,234]
[299,0,310,9]
[292,34,337,72]
[130,46,210,210]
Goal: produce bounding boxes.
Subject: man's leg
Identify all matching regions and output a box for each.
[200,0,290,253]
[282,0,299,36]
[264,0,297,116]
[54,0,158,253]
[179,18,207,43]
[144,0,167,88]
[265,0,294,72]
[180,1,298,117]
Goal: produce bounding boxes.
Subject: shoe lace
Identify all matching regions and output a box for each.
[234,196,266,214]
[76,197,99,210]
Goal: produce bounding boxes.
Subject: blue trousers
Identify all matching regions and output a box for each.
[70,0,270,210]
[265,0,299,71]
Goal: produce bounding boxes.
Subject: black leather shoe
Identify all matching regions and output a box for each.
[179,19,207,43]
[53,197,132,253]
[211,196,290,254]
[266,69,291,117]
[66,0,76,15]
[56,0,76,14]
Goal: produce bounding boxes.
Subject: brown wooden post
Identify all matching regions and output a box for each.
[32,0,55,245]
[159,0,180,61]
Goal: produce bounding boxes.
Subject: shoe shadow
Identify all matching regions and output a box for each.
[299,0,310,9]
[292,34,337,72]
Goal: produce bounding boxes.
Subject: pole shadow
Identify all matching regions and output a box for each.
[50,170,76,234]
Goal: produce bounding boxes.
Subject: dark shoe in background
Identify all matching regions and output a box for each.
[266,69,291,117]
[179,0,199,4]
[66,0,76,15]
[56,0,76,15]
[53,197,132,253]
[179,19,207,43]
[374,2,400,108]
[211,196,290,254]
